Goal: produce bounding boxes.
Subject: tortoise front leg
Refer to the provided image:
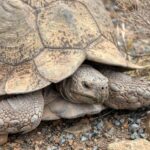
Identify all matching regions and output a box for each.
[0,91,44,145]
[101,69,150,110]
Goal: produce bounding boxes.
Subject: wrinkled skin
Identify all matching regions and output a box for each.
[0,92,44,145]
[0,65,150,145]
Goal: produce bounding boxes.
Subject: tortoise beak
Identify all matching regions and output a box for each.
[96,86,109,103]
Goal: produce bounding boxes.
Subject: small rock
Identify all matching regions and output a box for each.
[114,120,121,126]
[108,139,150,150]
[130,132,139,140]
[47,146,58,150]
[129,124,139,133]
[60,138,66,145]
[120,118,125,124]
[138,128,144,134]
[136,119,141,124]
[140,133,146,138]
[93,146,99,150]
[80,136,88,142]
[96,121,104,130]
[66,133,74,140]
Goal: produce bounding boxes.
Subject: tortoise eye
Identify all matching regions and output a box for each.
[82,81,91,89]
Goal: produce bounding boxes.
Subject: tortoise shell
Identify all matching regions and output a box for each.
[0,0,142,95]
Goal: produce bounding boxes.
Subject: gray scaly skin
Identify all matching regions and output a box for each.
[102,69,150,109]
[0,91,44,144]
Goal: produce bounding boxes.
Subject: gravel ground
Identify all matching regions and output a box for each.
[1,107,150,150]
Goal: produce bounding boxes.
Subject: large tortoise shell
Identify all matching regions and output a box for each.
[0,0,141,95]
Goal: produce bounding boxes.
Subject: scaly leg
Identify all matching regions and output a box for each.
[0,91,44,145]
[102,69,150,109]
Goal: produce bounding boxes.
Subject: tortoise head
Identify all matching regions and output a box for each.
[58,65,109,104]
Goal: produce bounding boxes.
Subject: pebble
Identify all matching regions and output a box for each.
[60,138,66,145]
[138,128,144,134]
[96,121,104,130]
[136,119,141,124]
[139,133,146,138]
[120,118,125,124]
[66,133,74,140]
[80,136,88,142]
[130,132,139,140]
[47,146,58,150]
[129,124,139,133]
[114,120,121,126]
[93,146,99,150]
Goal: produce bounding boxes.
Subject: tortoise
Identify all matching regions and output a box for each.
[1,65,150,145]
[0,0,149,145]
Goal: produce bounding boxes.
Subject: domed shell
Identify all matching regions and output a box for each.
[0,0,143,95]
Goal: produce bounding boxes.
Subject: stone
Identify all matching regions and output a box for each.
[47,146,58,150]
[80,136,88,142]
[60,138,66,145]
[66,133,74,140]
[130,132,139,140]
[129,124,139,133]
[114,120,121,126]
[107,139,150,150]
[93,146,99,150]
[96,121,104,130]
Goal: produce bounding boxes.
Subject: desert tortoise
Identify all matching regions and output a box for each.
[0,0,149,145]
[0,0,143,95]
[0,65,150,145]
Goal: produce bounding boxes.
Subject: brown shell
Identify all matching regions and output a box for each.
[0,0,143,95]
